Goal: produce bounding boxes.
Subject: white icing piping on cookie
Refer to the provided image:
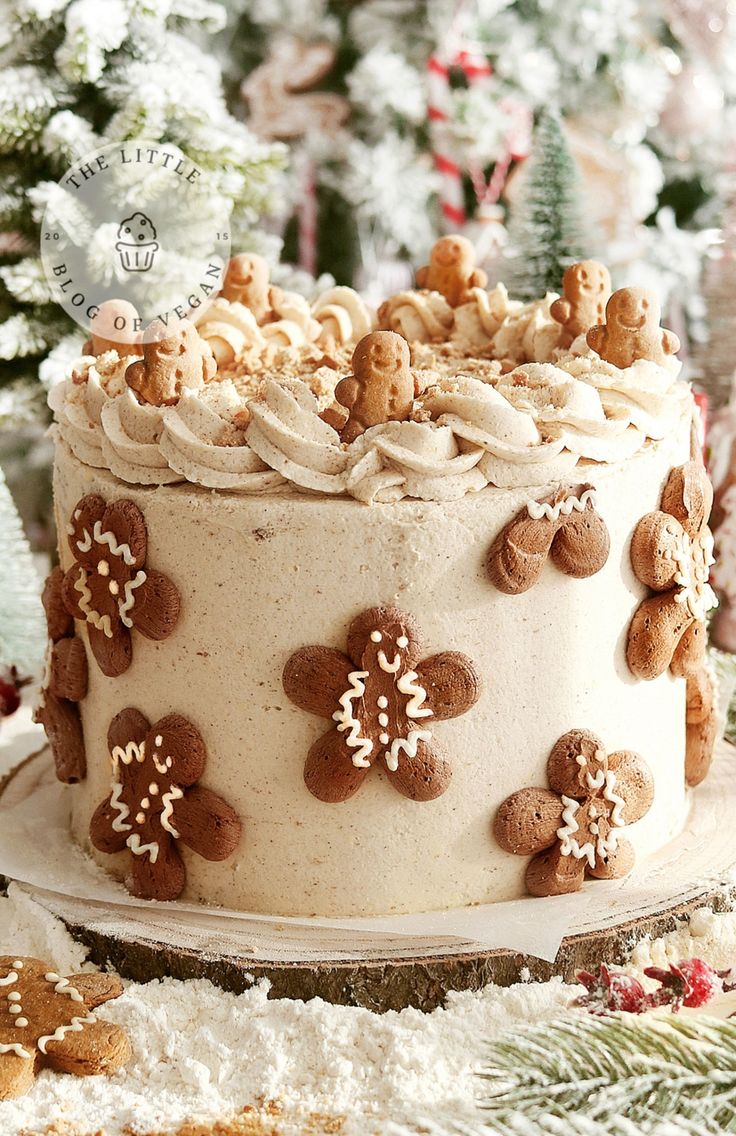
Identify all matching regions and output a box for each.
[396,671,433,720]
[665,525,717,623]
[118,569,147,628]
[38,1013,97,1055]
[127,833,160,863]
[109,781,132,833]
[73,567,113,638]
[44,973,85,1004]
[0,1042,31,1059]
[377,651,401,673]
[160,785,183,837]
[333,670,373,768]
[526,488,596,523]
[384,728,433,773]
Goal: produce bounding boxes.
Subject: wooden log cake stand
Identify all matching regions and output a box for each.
[1,745,735,1014]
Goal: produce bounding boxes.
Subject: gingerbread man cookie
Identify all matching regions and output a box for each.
[283,606,480,802]
[550,260,611,348]
[335,330,414,444]
[222,253,273,324]
[586,287,680,368]
[83,299,141,357]
[125,319,216,406]
[0,957,130,1100]
[415,235,488,308]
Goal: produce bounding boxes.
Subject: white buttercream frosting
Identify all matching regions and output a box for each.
[262,291,322,348]
[379,290,454,343]
[311,286,375,347]
[452,284,519,350]
[161,381,284,491]
[49,307,693,502]
[490,293,564,365]
[194,300,266,367]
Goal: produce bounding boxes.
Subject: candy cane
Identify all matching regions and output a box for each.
[427,45,494,229]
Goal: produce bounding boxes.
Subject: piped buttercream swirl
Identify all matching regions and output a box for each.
[378,290,454,343]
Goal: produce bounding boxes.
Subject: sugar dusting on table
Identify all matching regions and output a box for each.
[3,884,736,1136]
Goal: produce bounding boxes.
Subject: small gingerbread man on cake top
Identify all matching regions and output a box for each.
[586,286,680,368]
[334,330,414,443]
[415,235,488,308]
[125,319,216,406]
[550,260,611,348]
[83,299,141,357]
[222,252,275,324]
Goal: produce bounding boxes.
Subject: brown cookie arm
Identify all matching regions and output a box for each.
[493,788,563,856]
[86,623,133,679]
[124,359,146,397]
[415,652,481,720]
[550,297,571,324]
[334,376,360,410]
[586,325,604,355]
[43,567,74,642]
[606,750,654,824]
[172,786,242,862]
[64,973,124,1008]
[283,646,354,718]
[108,707,149,755]
[415,265,429,289]
[35,693,86,784]
[128,570,181,642]
[470,268,488,290]
[43,1018,131,1077]
[662,328,680,356]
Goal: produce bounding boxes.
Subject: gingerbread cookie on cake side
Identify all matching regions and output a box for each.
[41,242,714,919]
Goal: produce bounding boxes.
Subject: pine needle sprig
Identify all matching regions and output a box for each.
[478,1013,736,1129]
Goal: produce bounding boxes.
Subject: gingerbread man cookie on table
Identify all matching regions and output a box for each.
[586,286,680,368]
[334,330,414,443]
[0,957,130,1100]
[125,319,216,406]
[550,260,611,348]
[415,234,488,307]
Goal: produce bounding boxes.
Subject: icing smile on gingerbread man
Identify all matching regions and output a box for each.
[283,606,481,802]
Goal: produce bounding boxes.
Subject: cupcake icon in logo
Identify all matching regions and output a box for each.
[116,211,159,272]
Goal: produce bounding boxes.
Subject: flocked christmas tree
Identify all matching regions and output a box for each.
[504,109,589,303]
[0,0,286,411]
[0,464,45,721]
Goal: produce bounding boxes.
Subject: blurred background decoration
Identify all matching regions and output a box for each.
[3,0,736,545]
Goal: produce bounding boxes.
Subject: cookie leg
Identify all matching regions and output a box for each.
[43,1019,131,1078]
[0,1051,35,1100]
[388,739,452,802]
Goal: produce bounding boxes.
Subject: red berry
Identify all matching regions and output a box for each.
[644,957,725,1010]
[677,959,724,1008]
[0,674,21,718]
[575,964,651,1014]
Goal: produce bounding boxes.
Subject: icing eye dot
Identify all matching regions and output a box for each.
[155,735,163,747]
[397,636,409,649]
[109,580,120,596]
[370,631,382,643]
[98,559,110,577]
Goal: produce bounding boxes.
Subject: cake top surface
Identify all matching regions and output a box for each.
[49,243,693,504]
